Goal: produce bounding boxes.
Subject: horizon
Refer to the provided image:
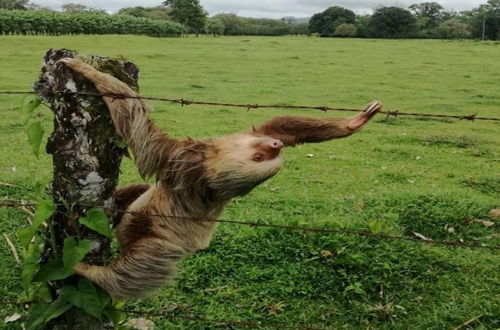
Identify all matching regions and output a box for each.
[31,0,488,19]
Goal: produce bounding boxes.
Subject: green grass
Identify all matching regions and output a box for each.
[0,35,499,329]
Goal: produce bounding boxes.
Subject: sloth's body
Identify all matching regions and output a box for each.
[60,58,381,300]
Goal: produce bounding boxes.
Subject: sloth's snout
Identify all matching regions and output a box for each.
[254,138,283,160]
[268,139,283,150]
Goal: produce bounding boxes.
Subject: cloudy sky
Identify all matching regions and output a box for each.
[35,0,486,18]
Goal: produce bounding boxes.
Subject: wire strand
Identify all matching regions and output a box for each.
[1,90,498,122]
[1,199,498,250]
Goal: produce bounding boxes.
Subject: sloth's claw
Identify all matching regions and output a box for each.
[347,100,382,130]
[362,100,382,117]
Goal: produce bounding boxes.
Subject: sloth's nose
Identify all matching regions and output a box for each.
[255,138,283,160]
[268,139,283,150]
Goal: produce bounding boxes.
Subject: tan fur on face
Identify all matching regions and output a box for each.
[204,134,283,199]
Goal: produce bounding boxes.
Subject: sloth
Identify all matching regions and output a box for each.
[59,58,381,300]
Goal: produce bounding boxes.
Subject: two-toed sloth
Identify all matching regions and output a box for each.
[58,58,381,300]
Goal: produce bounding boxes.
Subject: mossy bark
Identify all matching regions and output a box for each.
[34,49,139,329]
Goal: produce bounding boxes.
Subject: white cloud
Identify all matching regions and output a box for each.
[34,0,487,18]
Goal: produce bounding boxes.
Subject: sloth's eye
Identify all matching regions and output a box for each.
[253,153,265,162]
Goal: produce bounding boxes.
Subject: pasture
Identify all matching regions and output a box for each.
[0,35,499,329]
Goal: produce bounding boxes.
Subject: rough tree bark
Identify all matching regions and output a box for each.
[33,49,139,329]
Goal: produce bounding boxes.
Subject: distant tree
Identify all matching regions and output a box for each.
[117,6,148,18]
[0,0,28,10]
[409,2,444,27]
[163,0,207,35]
[309,6,356,37]
[461,0,500,40]
[369,7,417,38]
[409,2,445,37]
[281,16,295,24]
[147,6,171,20]
[355,14,371,37]
[482,0,500,40]
[333,23,357,37]
[308,13,323,35]
[26,2,50,10]
[205,18,224,36]
[438,19,471,39]
[212,13,295,36]
[289,22,309,35]
[61,3,105,13]
[213,13,241,34]
[118,6,171,20]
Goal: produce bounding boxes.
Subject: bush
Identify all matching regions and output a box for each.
[0,9,186,37]
[438,19,471,39]
[205,18,224,36]
[333,23,357,37]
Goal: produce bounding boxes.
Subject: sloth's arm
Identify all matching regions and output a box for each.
[59,58,180,179]
[252,101,381,146]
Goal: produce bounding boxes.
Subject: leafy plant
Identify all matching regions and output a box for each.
[79,209,113,238]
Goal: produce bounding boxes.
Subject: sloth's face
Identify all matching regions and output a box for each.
[205,134,284,199]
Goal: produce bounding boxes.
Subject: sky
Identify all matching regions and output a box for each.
[34,0,487,18]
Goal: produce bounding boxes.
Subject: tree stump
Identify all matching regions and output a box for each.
[33,49,139,329]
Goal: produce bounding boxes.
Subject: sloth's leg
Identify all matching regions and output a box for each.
[74,238,186,300]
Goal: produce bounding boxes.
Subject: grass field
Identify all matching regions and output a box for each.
[0,35,499,329]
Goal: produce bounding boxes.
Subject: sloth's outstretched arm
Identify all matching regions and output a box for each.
[59,58,178,179]
[253,101,381,146]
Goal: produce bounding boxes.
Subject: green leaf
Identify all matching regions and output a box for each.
[103,308,125,326]
[63,237,92,270]
[80,209,113,238]
[62,279,111,320]
[21,94,42,123]
[21,243,41,289]
[34,260,74,282]
[26,298,72,330]
[18,283,53,304]
[27,121,45,158]
[32,200,55,228]
[368,219,384,234]
[368,213,401,235]
[17,200,55,249]
[344,282,366,295]
[17,227,34,251]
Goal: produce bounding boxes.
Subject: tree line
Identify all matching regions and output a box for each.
[309,1,500,40]
[1,0,499,39]
[0,9,185,36]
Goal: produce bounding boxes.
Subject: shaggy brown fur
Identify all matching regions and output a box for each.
[60,58,381,300]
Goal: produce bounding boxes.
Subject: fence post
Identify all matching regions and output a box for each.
[33,49,139,328]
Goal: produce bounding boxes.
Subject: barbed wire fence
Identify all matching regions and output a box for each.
[1,90,500,122]
[1,198,498,328]
[0,90,498,328]
[1,199,498,250]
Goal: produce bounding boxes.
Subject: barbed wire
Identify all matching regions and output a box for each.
[1,90,499,122]
[1,199,498,250]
